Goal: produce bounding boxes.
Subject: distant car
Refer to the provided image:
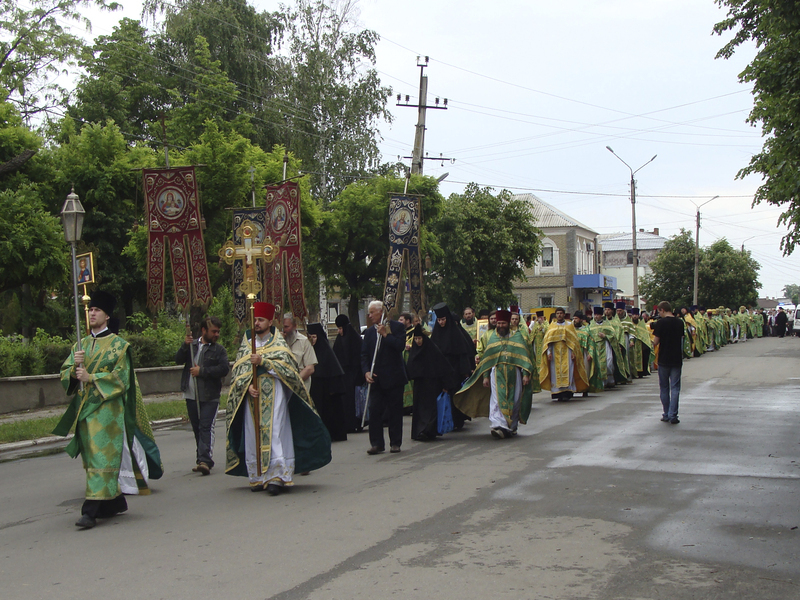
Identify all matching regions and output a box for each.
[792,309,800,335]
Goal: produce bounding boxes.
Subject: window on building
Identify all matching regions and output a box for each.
[626,251,633,265]
[542,246,554,267]
[539,296,554,307]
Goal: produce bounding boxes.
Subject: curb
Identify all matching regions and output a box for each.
[0,410,228,457]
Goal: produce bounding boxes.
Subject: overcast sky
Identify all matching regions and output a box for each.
[74,0,797,298]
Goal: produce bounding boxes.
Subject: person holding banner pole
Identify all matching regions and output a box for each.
[361,300,408,455]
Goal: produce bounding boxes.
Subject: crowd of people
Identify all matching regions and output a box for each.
[53,289,775,529]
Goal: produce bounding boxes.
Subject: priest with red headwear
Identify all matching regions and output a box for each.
[225,302,331,496]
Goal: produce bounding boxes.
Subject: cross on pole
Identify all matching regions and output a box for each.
[218,220,281,298]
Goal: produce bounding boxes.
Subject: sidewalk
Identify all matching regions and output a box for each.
[0,392,210,459]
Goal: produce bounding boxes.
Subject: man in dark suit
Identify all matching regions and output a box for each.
[362,300,408,454]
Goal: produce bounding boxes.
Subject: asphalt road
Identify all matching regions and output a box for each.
[2,335,799,600]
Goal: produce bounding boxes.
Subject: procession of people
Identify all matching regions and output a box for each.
[52,287,771,529]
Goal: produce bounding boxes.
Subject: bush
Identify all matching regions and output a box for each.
[0,335,44,377]
[40,343,73,374]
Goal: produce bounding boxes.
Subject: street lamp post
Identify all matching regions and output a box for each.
[606,147,657,310]
[691,195,719,306]
[60,187,86,357]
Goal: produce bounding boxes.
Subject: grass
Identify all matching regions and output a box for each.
[0,395,228,445]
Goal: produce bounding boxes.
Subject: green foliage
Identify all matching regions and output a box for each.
[0,0,120,118]
[640,230,697,309]
[0,335,44,377]
[69,18,174,142]
[122,311,185,368]
[700,239,761,308]
[207,284,239,356]
[278,0,392,202]
[714,1,800,254]
[427,184,542,312]
[0,183,70,295]
[311,172,443,327]
[41,119,157,311]
[640,229,761,309]
[783,284,800,304]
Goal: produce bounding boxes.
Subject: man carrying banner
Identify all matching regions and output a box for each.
[362,300,408,454]
[225,302,331,495]
[176,316,230,475]
[454,309,533,439]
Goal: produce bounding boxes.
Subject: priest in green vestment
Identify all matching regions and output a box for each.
[54,291,163,529]
[454,310,533,439]
[630,308,654,376]
[225,302,331,496]
[573,311,605,393]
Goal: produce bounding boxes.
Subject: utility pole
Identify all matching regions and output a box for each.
[606,147,657,311]
[397,56,452,175]
[691,195,719,306]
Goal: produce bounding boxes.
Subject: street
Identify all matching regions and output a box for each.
[1,336,798,600]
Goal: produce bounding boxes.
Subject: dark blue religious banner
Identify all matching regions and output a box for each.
[383,194,424,315]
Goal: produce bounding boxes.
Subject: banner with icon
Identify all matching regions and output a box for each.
[144,167,212,311]
[382,194,424,314]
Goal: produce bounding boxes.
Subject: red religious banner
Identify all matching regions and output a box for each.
[143,167,212,311]
[264,181,307,319]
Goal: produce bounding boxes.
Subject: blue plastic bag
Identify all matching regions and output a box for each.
[437,390,454,435]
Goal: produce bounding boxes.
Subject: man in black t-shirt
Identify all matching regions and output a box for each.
[653,301,685,424]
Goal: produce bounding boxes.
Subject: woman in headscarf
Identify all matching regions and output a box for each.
[430,302,476,430]
[406,325,460,441]
[332,314,364,433]
[307,323,348,441]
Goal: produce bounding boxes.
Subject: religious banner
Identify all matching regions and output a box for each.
[382,194,424,314]
[230,208,268,324]
[144,166,212,311]
[264,181,307,319]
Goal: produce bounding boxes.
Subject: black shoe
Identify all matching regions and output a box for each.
[670,417,680,424]
[390,445,401,453]
[75,514,96,529]
[250,484,264,492]
[367,446,385,455]
[660,416,670,422]
[490,427,503,439]
[266,483,283,496]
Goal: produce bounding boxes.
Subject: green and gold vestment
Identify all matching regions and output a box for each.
[454,329,534,428]
[225,331,331,479]
[54,334,163,500]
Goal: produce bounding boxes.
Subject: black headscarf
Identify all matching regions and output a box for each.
[333,315,362,370]
[307,323,344,379]
[430,307,476,379]
[406,327,459,388]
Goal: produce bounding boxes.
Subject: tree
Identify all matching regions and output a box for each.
[0,0,119,119]
[70,18,175,144]
[310,172,443,327]
[428,184,542,312]
[714,1,800,254]
[280,0,392,203]
[40,118,157,315]
[639,230,761,309]
[0,183,69,295]
[782,284,800,304]
[639,229,696,309]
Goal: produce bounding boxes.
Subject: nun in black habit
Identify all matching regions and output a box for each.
[406,325,460,440]
[430,302,476,429]
[307,323,348,441]
[332,314,364,433]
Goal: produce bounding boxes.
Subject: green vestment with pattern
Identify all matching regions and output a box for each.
[53,334,163,500]
[225,331,331,478]
[454,329,534,427]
